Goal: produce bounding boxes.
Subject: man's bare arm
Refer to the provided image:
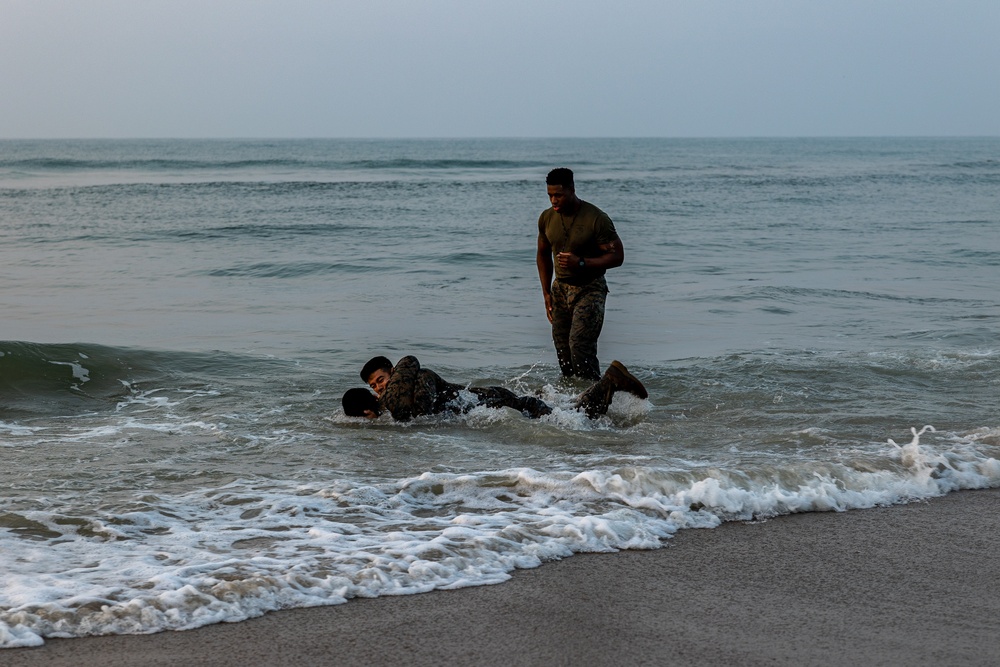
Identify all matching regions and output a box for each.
[536,234,555,323]
[555,238,625,272]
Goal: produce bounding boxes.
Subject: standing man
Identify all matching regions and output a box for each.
[536,168,624,380]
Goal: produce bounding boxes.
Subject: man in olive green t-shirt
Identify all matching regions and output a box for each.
[536,167,624,380]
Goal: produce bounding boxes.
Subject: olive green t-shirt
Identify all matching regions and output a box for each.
[538,200,619,286]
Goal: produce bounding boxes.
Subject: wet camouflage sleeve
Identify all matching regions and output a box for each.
[378,355,429,421]
[411,369,437,417]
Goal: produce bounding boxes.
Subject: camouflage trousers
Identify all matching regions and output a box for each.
[573,375,616,419]
[550,277,608,380]
[468,387,552,418]
[474,383,614,421]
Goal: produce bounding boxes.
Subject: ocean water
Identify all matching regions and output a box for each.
[1,137,999,648]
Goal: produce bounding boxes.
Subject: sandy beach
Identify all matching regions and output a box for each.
[7,488,1000,667]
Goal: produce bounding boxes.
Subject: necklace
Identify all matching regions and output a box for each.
[558,208,577,254]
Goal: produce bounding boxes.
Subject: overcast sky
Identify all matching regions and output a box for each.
[2,0,998,138]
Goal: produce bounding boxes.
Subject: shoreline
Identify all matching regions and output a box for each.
[7,488,1000,666]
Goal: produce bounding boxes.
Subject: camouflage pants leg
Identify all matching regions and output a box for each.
[574,376,615,419]
[469,387,552,418]
[550,277,607,380]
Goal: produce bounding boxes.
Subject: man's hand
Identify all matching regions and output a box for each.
[543,292,554,323]
[556,251,580,270]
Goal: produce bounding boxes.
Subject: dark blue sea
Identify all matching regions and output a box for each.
[2,137,999,647]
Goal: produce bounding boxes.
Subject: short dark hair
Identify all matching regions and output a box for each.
[360,356,393,383]
[342,388,381,417]
[546,168,574,189]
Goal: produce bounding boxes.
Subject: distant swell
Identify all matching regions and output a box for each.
[0,157,549,172]
[205,262,375,278]
[0,158,314,171]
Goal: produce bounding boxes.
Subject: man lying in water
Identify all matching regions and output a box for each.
[342,355,648,421]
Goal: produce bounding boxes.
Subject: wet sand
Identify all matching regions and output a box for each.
[7,488,1000,666]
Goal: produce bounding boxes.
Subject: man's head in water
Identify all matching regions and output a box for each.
[342,387,381,419]
[360,356,393,397]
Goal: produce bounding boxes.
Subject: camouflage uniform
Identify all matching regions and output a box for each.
[379,356,551,421]
[377,356,433,421]
[378,356,642,422]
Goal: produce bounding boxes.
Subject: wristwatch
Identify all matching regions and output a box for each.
[579,257,586,267]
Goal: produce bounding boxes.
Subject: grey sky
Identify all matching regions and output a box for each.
[2,0,998,138]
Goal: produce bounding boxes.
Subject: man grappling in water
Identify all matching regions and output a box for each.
[342,355,648,422]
